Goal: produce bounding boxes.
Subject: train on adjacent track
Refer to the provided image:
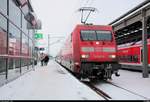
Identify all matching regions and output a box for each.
[115,20,150,71]
[56,24,120,80]
[117,35,150,71]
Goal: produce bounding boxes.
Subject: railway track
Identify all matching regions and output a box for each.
[83,80,150,100]
[84,82,112,100]
[56,62,149,100]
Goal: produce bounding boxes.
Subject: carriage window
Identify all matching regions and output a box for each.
[133,55,138,63]
[129,56,132,62]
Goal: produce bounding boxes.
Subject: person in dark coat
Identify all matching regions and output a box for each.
[40,53,45,66]
[44,55,49,66]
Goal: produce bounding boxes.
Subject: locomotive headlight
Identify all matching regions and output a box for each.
[96,42,100,45]
[75,62,79,65]
[81,54,89,59]
[109,55,116,59]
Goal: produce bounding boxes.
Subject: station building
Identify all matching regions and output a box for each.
[0,0,41,85]
[109,0,150,77]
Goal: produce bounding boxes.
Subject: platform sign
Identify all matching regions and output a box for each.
[35,33,43,39]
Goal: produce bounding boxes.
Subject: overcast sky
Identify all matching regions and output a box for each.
[31,0,144,56]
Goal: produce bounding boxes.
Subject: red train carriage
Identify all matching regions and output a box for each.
[116,20,150,71]
[118,39,150,70]
[56,24,120,80]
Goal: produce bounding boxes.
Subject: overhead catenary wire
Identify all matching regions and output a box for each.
[78,0,97,24]
[72,0,97,24]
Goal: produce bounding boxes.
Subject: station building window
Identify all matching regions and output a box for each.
[0,59,6,71]
[8,22,21,79]
[0,29,7,54]
[8,58,20,80]
[15,58,21,69]
[29,39,33,57]
[0,3,7,79]
[8,58,14,70]
[9,0,21,28]
[0,0,7,15]
[21,58,28,67]
[21,58,28,73]
[29,39,34,68]
[8,0,22,78]
[22,33,29,56]
[22,17,28,35]
[0,15,7,55]
[0,58,7,82]
[21,33,29,72]
[8,58,20,70]
[9,23,21,56]
[0,14,7,31]
[22,4,29,35]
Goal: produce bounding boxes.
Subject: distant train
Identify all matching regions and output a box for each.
[56,24,120,80]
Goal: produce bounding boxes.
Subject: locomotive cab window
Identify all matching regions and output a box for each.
[96,31,112,41]
[80,30,112,41]
[80,30,97,41]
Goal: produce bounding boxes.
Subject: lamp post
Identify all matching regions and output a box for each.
[142,9,149,78]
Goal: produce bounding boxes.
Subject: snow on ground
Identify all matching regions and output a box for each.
[0,60,103,100]
[95,81,147,100]
[111,69,150,99]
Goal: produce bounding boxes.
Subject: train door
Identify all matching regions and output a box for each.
[140,47,143,64]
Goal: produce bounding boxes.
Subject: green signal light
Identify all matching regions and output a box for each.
[35,33,43,39]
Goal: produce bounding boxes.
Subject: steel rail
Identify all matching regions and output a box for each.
[83,82,112,100]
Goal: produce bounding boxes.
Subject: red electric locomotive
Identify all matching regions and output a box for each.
[56,24,120,80]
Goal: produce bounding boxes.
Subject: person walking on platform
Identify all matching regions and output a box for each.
[44,55,49,66]
[40,53,45,66]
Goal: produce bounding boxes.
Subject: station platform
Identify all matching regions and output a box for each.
[0,60,103,100]
[112,69,150,99]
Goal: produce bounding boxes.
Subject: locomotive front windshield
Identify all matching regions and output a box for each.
[80,30,112,41]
